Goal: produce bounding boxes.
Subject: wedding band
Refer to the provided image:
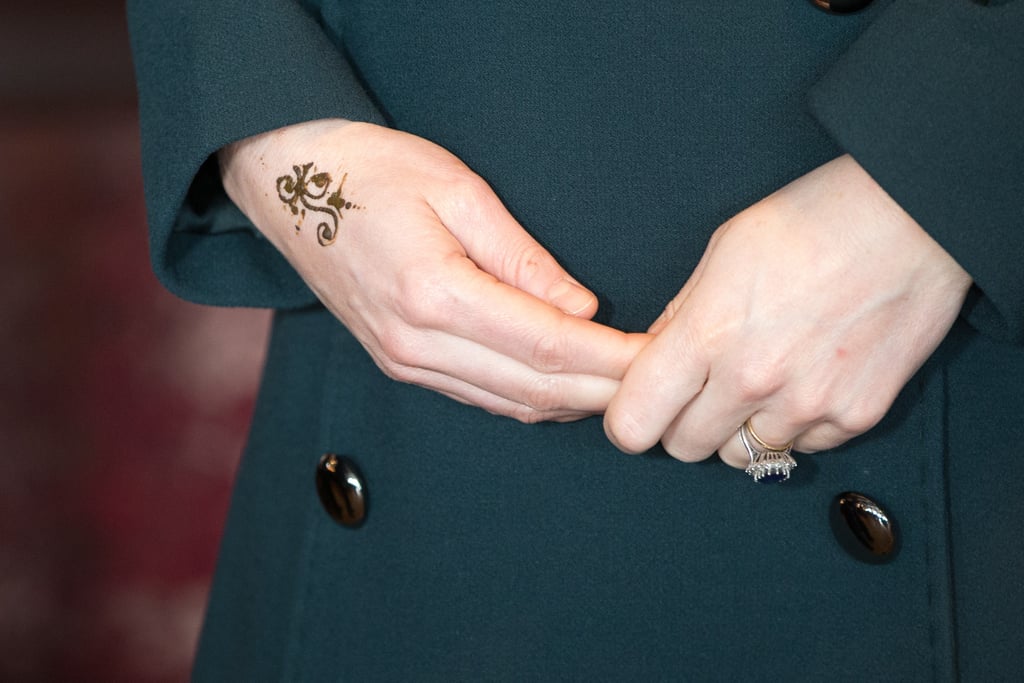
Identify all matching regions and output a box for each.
[739,419,797,483]
[743,418,794,453]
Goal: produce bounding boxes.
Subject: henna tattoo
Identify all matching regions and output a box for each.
[276,163,363,246]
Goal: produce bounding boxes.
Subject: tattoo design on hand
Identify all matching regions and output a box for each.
[276,163,363,246]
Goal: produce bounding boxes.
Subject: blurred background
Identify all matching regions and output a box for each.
[0,3,270,680]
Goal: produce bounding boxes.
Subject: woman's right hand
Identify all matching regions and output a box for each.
[220,120,648,423]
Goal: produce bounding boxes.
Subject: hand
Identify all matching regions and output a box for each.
[220,120,649,423]
[604,155,971,466]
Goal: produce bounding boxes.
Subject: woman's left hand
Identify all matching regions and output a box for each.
[604,155,972,467]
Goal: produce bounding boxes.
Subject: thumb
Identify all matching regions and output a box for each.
[647,233,718,334]
[438,179,598,318]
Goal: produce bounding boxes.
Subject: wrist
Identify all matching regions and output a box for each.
[218,118,356,232]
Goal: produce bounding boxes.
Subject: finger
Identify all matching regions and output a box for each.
[656,376,755,463]
[603,316,710,454]
[359,312,625,415]
[647,231,719,335]
[427,258,651,379]
[792,422,856,454]
[401,367,596,423]
[435,179,598,318]
[715,413,807,470]
[411,329,626,414]
[359,333,592,421]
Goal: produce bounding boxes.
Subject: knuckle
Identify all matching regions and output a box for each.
[505,241,552,288]
[376,326,424,371]
[784,390,831,426]
[520,375,564,413]
[509,404,545,425]
[443,174,491,217]
[836,399,888,436]
[385,363,418,384]
[530,331,570,374]
[373,347,416,383]
[394,266,460,329]
[391,266,428,323]
[605,410,654,454]
[734,361,783,403]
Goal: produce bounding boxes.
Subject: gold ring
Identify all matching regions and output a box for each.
[743,418,794,453]
[738,421,797,483]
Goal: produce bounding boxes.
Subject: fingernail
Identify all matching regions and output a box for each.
[547,278,596,316]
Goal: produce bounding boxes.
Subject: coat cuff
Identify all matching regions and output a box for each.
[809,0,1024,343]
[129,0,386,308]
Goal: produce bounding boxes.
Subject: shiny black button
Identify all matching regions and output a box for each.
[316,454,367,528]
[830,491,897,564]
[810,0,873,13]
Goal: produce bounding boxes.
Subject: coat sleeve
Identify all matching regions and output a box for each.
[128,0,386,308]
[808,0,1024,344]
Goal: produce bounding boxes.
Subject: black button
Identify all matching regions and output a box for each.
[316,454,367,527]
[830,491,898,564]
[810,0,873,13]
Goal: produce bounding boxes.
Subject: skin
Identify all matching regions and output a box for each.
[603,154,972,467]
[220,119,651,424]
[221,120,972,469]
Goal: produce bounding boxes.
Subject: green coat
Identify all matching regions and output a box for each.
[129,1,1024,680]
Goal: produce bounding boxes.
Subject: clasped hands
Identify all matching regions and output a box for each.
[221,120,971,469]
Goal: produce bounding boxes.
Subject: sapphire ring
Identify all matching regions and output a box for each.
[739,419,797,483]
